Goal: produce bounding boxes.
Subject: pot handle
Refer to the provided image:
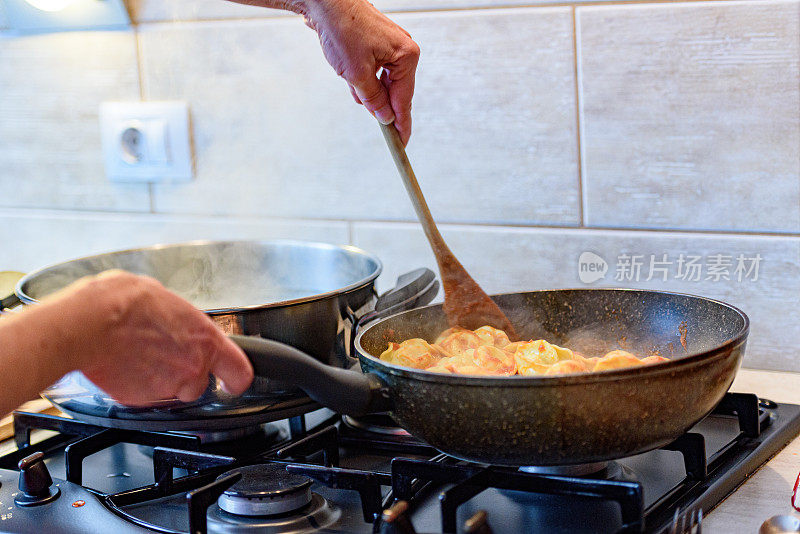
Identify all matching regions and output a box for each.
[0,271,25,314]
[0,293,22,314]
[230,335,392,417]
[349,268,439,357]
[374,268,438,314]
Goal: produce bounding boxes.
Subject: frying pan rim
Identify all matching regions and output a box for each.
[14,238,383,313]
[354,287,750,386]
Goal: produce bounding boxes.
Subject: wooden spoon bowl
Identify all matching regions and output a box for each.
[380,123,516,338]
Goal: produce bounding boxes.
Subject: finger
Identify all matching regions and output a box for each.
[176,378,208,403]
[171,341,215,402]
[209,334,254,396]
[380,70,408,146]
[348,83,362,105]
[351,70,395,125]
[382,70,412,146]
[151,291,250,397]
[384,60,418,146]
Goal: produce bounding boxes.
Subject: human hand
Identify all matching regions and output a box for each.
[304,0,420,145]
[225,0,420,144]
[54,270,253,405]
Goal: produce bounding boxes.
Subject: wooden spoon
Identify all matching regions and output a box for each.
[380,123,517,338]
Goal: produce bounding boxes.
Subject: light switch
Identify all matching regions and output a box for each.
[100,101,193,183]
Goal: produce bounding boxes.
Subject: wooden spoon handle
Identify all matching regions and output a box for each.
[379,122,517,338]
[379,122,452,257]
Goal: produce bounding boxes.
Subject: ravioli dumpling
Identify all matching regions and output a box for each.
[592,350,644,372]
[514,340,574,375]
[380,339,442,369]
[473,325,511,348]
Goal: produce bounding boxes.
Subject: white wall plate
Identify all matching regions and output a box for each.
[100,101,194,184]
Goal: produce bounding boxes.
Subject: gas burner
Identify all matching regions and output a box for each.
[139,423,286,459]
[519,461,610,477]
[519,461,637,481]
[194,422,286,450]
[342,413,411,436]
[208,493,341,533]
[217,464,314,516]
[178,423,280,444]
[196,424,287,457]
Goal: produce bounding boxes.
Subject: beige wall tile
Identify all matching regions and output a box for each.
[577,0,800,232]
[140,8,579,225]
[383,0,594,9]
[128,0,290,23]
[128,0,585,22]
[405,8,579,225]
[0,208,350,273]
[353,222,800,372]
[0,31,149,211]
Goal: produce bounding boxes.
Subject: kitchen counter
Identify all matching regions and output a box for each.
[705,367,800,532]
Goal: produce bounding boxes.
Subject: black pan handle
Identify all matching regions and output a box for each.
[230,335,392,416]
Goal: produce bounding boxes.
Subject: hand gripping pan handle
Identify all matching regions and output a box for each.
[230,335,392,416]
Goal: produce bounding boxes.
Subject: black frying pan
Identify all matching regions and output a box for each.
[232,288,748,466]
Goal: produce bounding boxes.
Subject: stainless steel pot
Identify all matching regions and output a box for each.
[2,240,436,430]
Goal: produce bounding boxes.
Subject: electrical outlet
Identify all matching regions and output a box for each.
[100,101,193,183]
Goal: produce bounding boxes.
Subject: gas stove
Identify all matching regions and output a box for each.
[0,392,798,534]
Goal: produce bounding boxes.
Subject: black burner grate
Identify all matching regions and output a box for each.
[1,392,797,534]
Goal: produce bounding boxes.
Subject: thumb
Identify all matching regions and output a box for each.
[211,335,254,396]
[351,73,395,125]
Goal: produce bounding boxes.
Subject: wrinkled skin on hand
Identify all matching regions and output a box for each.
[308,0,420,144]
[65,270,254,405]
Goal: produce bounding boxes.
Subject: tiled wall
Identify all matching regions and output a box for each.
[1,0,798,371]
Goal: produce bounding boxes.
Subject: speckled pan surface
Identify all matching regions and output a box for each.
[356,289,748,466]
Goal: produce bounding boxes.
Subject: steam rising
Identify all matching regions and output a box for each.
[365,289,745,362]
[497,290,740,358]
[19,241,380,311]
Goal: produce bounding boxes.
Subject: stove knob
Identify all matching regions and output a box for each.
[15,452,60,507]
[465,511,493,534]
[381,501,417,534]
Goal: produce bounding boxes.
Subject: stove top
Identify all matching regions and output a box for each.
[0,392,798,534]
